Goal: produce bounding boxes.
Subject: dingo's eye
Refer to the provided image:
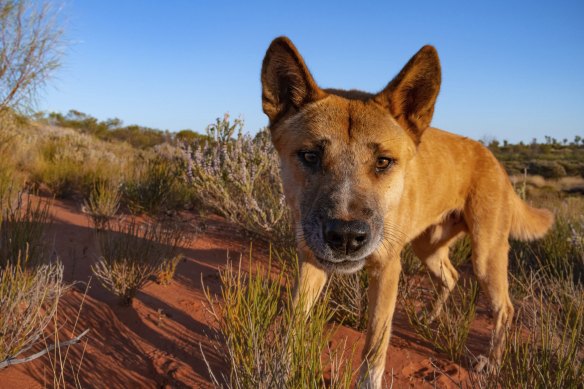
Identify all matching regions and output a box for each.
[376,157,394,172]
[300,151,319,166]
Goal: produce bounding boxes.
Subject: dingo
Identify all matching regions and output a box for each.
[261,36,553,388]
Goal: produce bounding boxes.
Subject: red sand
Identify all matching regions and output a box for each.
[0,197,494,388]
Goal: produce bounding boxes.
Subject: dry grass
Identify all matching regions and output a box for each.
[470,272,584,388]
[510,173,584,194]
[402,276,479,363]
[92,218,186,305]
[327,270,369,331]
[0,260,65,366]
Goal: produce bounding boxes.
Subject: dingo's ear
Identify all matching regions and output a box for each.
[374,46,441,144]
[261,37,325,125]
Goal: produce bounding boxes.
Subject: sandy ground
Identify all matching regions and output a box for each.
[0,197,495,388]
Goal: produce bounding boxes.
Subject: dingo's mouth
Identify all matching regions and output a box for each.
[315,256,366,274]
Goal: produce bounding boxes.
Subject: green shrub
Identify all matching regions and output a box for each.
[528,160,567,179]
[40,110,168,149]
[558,161,584,177]
[203,254,355,388]
[175,129,207,144]
[109,125,168,149]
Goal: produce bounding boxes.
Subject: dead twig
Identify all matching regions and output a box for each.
[0,328,90,369]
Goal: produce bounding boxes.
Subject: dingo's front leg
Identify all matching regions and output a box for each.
[293,256,328,316]
[358,255,401,389]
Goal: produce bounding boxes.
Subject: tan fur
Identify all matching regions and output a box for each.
[261,36,554,388]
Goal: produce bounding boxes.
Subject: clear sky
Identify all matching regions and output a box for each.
[41,0,584,143]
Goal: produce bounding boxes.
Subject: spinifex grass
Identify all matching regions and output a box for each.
[449,235,472,268]
[403,276,479,362]
[84,179,121,231]
[92,218,185,306]
[203,253,357,389]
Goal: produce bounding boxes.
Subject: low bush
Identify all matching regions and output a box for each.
[29,135,126,199]
[182,115,292,246]
[527,160,567,179]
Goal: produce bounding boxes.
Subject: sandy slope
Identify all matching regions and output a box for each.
[0,197,494,388]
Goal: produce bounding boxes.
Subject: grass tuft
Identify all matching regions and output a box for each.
[203,253,357,388]
[83,179,121,230]
[92,218,185,305]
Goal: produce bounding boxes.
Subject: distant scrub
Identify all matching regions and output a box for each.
[36,110,171,149]
[487,136,584,179]
[29,134,133,199]
[175,129,209,144]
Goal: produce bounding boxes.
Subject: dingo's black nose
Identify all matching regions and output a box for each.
[323,219,370,255]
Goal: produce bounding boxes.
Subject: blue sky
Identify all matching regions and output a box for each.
[41,0,584,143]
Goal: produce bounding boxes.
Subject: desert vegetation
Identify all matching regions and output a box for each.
[2,105,582,387]
[0,3,582,383]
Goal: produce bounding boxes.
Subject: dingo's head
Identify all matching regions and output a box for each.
[261,37,441,273]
